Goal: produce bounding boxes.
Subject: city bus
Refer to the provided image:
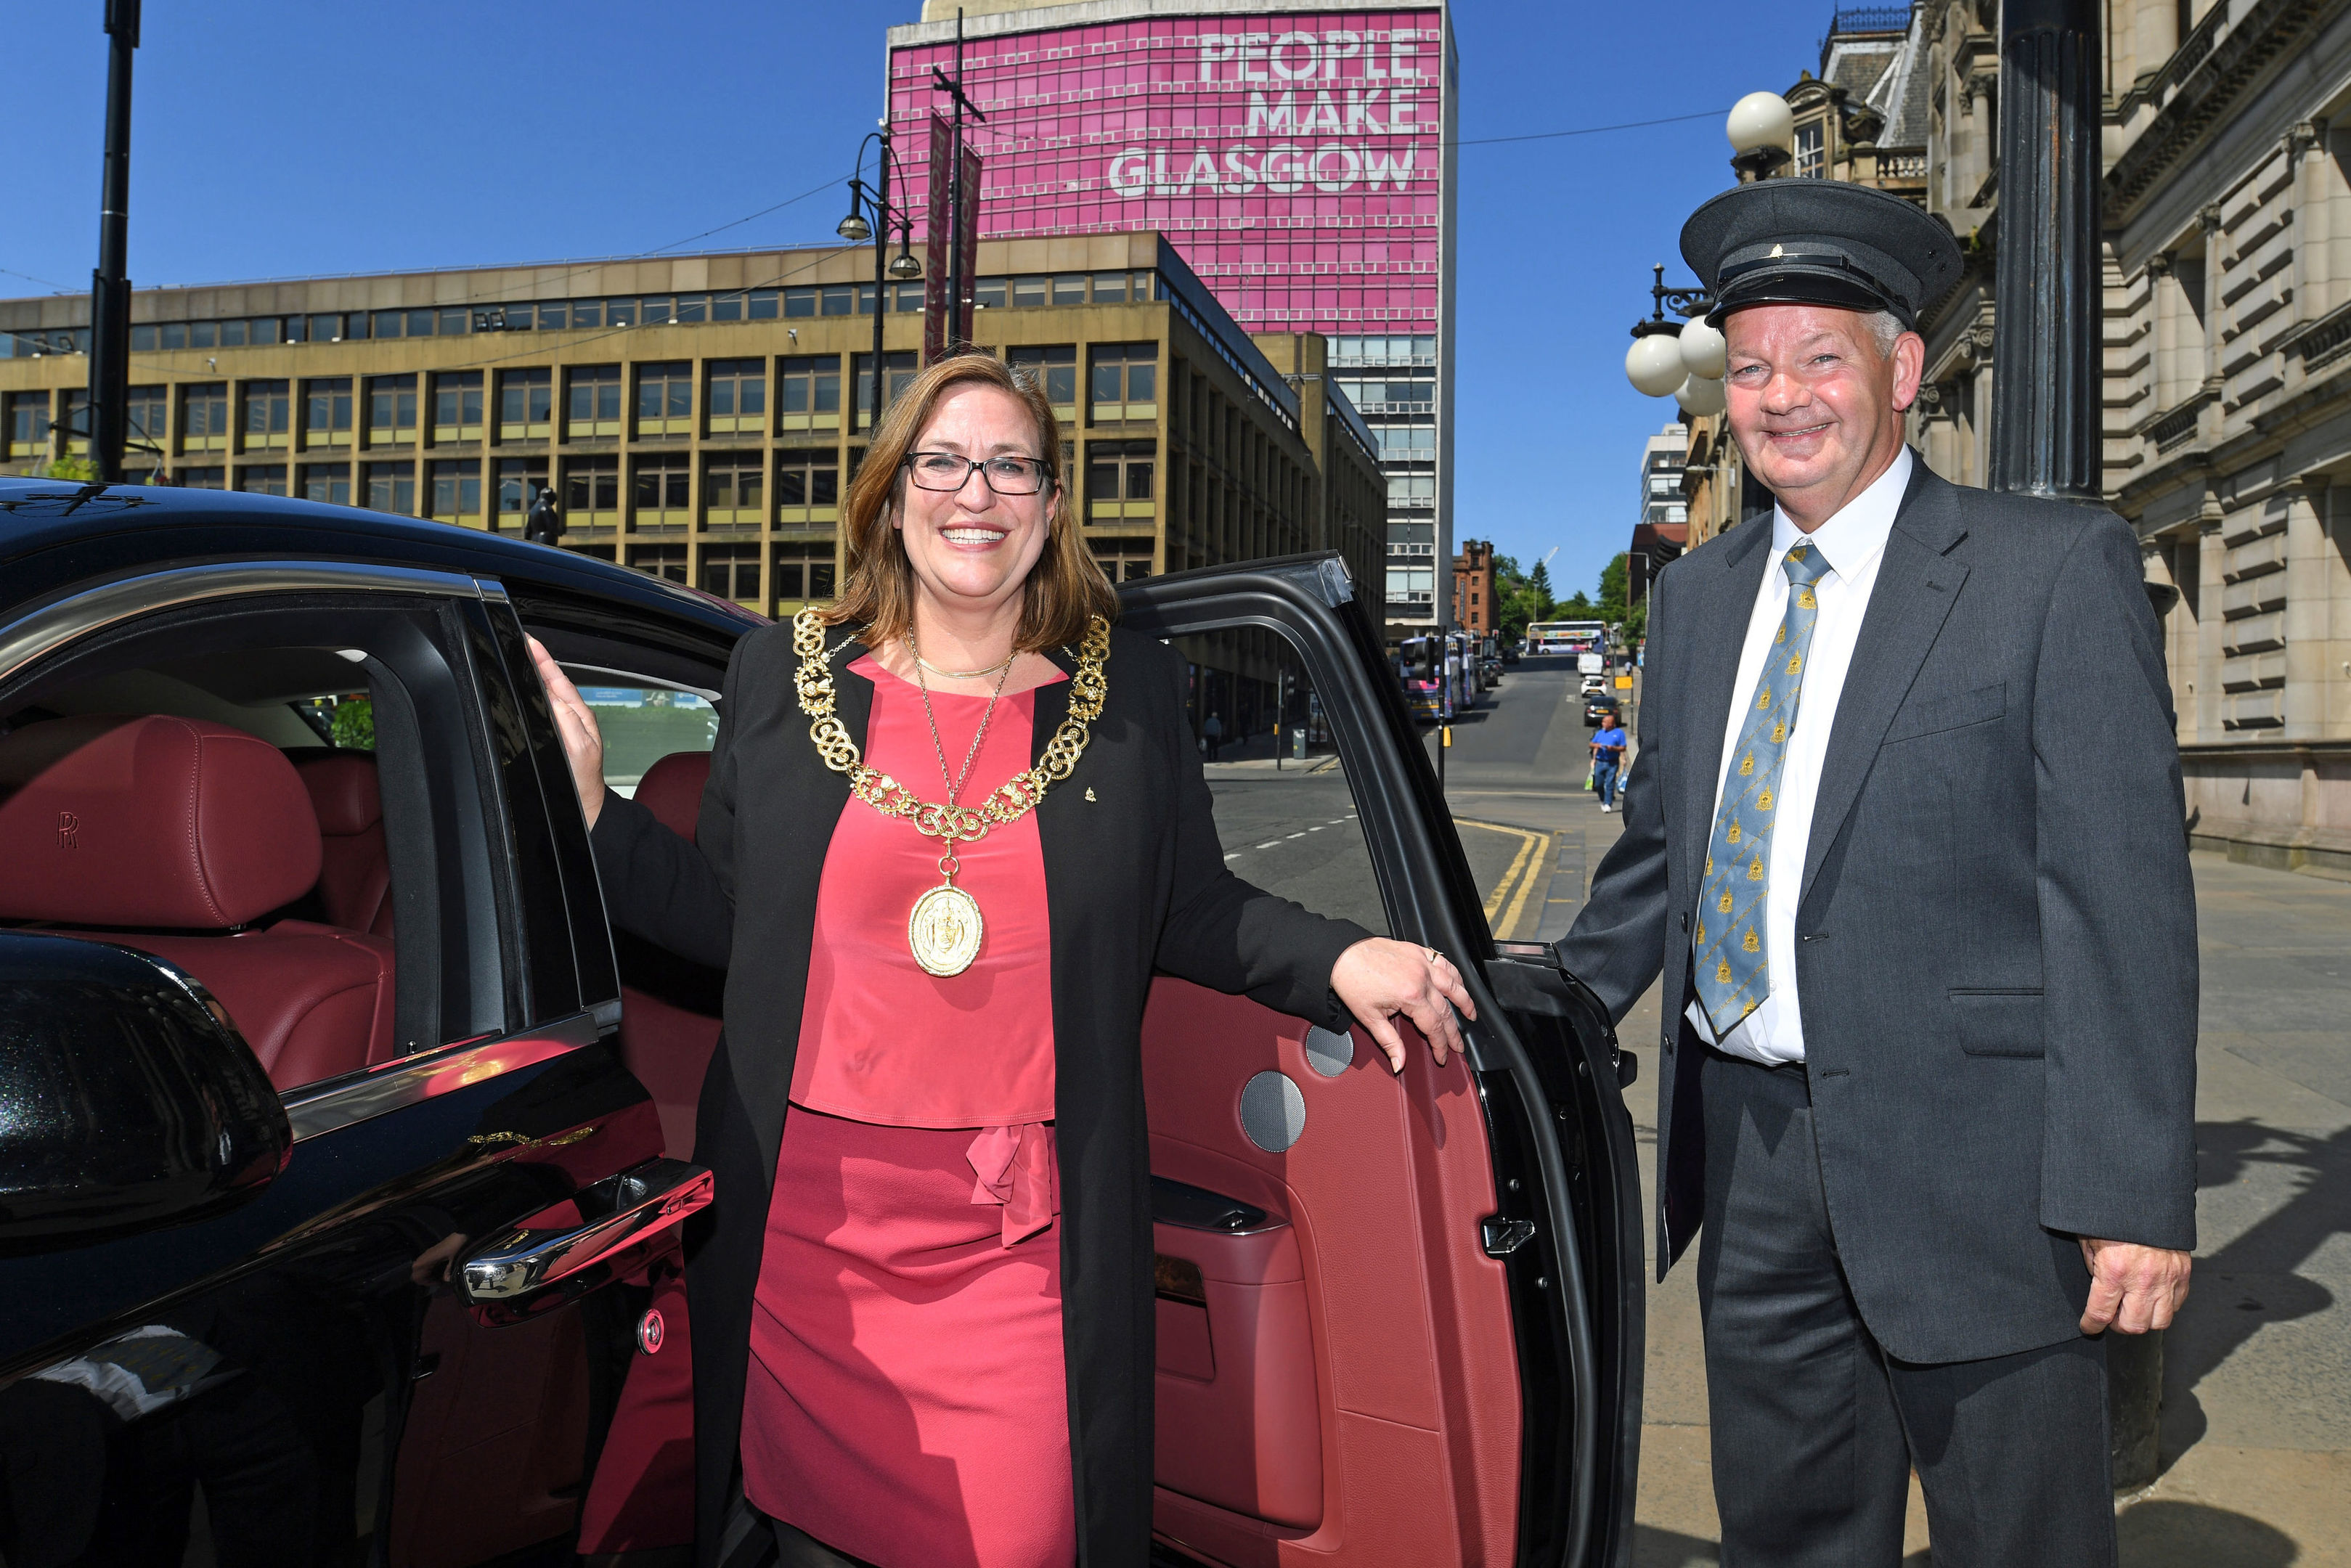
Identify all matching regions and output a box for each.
[1526,620,1609,657]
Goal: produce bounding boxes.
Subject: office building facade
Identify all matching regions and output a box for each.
[885,0,1455,638]
[0,232,1381,729]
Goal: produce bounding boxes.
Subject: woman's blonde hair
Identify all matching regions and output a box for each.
[822,351,1117,652]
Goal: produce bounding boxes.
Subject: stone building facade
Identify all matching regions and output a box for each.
[1896,0,2351,876]
[1663,3,2351,873]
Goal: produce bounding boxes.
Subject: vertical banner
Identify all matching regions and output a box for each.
[956,144,983,350]
[924,113,953,364]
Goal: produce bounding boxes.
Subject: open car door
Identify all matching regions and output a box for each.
[1120,555,1645,1568]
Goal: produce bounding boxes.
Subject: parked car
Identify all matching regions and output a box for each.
[1585,695,1622,729]
[0,478,1642,1568]
[1580,673,1608,697]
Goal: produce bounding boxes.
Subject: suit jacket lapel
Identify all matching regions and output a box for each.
[1677,520,1776,891]
[1798,462,1971,904]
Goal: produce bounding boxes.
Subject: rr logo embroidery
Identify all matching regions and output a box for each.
[57,812,79,850]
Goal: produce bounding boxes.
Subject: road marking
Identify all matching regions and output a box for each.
[1287,832,1305,838]
[1454,819,1547,929]
[1257,841,1281,849]
[1496,830,1554,939]
[1224,852,1242,861]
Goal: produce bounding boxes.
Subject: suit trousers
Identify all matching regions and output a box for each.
[1695,1048,2119,1567]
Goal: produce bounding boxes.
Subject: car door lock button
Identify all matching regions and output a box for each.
[1481,1218,1536,1257]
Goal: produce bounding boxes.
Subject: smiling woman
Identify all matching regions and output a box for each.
[825,352,1113,668]
[532,346,1479,1565]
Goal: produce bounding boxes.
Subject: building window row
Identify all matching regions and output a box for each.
[9,271,1174,362]
[1329,334,1437,368]
[972,271,1160,311]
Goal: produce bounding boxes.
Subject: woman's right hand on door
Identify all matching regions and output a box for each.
[527,637,607,829]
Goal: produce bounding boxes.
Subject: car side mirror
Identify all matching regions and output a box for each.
[0,932,291,1249]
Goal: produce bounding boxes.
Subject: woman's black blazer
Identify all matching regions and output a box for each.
[590,619,1371,1567]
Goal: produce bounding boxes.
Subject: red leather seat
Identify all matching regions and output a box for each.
[0,714,396,1090]
[298,753,396,938]
[632,748,712,842]
[614,749,720,1159]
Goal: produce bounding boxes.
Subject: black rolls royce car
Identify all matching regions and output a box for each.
[0,478,1642,1568]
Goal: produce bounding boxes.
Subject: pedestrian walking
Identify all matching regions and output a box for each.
[1590,714,1627,812]
[531,353,1471,1567]
[1556,179,2196,1567]
[1202,710,1223,761]
[523,483,563,547]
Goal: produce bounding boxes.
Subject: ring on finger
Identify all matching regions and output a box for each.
[1425,947,1442,965]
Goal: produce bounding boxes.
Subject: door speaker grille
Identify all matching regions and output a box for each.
[1303,1026,1353,1077]
[1239,1070,1306,1152]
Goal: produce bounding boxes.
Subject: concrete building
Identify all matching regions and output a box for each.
[0,231,1383,731]
[1451,536,1495,633]
[885,0,1456,640]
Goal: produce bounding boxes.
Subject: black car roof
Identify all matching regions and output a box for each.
[0,477,762,642]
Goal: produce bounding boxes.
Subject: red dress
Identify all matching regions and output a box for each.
[740,656,1074,1568]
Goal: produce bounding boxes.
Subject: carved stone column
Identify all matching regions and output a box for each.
[1989,0,2103,499]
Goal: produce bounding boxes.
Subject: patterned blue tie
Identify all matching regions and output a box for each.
[1692,541,1833,1037]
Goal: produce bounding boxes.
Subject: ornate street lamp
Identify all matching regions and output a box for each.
[1726,90,1796,180]
[838,130,925,430]
[1623,263,1718,403]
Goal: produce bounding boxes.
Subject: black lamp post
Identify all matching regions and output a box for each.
[837,131,924,433]
[88,0,140,484]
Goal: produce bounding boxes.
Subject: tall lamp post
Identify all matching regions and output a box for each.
[836,131,925,432]
[89,0,141,484]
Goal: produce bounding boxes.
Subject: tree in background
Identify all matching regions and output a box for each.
[1527,558,1556,616]
[1597,552,1629,625]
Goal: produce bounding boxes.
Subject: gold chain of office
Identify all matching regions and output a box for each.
[791,607,1110,846]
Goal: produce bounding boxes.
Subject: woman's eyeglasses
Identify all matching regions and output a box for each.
[902,452,1053,495]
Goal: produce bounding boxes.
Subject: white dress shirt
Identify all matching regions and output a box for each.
[1688,446,1910,1065]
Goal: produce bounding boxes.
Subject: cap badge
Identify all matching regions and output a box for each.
[1770,244,1784,258]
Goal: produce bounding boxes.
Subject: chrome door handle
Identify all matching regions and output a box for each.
[457,1157,712,1305]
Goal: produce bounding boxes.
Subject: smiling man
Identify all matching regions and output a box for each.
[1557,180,2199,1565]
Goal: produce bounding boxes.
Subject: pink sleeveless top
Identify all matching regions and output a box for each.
[789,654,1065,1242]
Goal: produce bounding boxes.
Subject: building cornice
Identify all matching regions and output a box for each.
[2103,0,2337,228]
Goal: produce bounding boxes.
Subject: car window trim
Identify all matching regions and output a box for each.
[280,1009,600,1142]
[555,661,722,704]
[0,560,488,687]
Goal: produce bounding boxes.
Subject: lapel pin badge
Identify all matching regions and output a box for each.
[1085,787,1097,802]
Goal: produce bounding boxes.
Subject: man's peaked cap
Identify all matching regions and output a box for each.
[1680,180,1960,330]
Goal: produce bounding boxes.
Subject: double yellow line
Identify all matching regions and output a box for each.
[1456,820,1552,942]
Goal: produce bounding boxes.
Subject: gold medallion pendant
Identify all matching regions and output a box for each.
[908,875,985,976]
[792,608,1112,981]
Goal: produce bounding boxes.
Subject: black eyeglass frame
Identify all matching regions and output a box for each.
[900,450,1057,496]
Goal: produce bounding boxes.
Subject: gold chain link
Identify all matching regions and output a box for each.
[793,608,1109,846]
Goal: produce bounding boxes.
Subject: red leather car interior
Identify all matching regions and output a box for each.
[633,748,712,841]
[298,752,397,938]
[614,749,722,1158]
[576,747,720,1555]
[1141,977,1523,1568]
[0,714,395,1090]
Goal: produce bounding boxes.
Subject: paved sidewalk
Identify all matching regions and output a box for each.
[1619,852,2351,1565]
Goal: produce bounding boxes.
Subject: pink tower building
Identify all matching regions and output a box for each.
[884,0,1457,633]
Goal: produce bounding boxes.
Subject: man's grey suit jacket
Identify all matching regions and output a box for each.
[1555,457,2199,1365]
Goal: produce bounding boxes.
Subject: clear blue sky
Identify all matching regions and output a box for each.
[8,1,1822,601]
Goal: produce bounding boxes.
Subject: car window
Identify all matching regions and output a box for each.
[571,678,718,797]
[0,600,511,1090]
[1178,634,1389,938]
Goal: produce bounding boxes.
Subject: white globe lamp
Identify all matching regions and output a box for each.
[1678,314,1727,380]
[1626,333,1689,398]
[1674,374,1727,417]
[1727,92,1796,158]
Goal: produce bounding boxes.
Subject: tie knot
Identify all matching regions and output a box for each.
[1782,542,1832,588]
